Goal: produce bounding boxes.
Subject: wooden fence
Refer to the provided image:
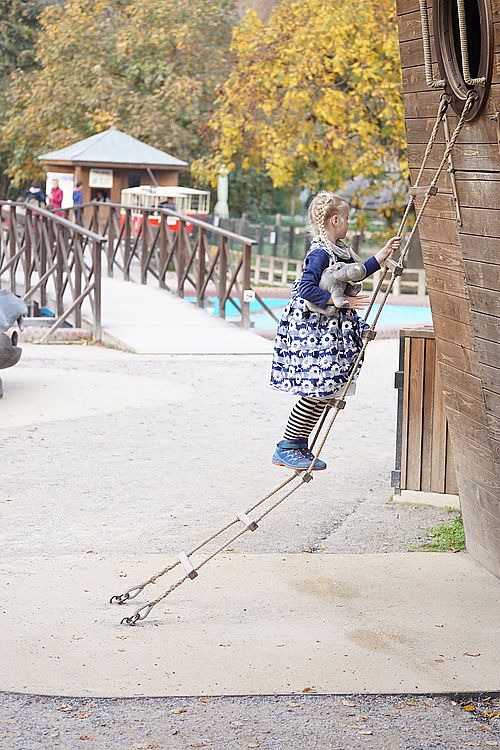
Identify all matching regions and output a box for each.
[0,201,105,342]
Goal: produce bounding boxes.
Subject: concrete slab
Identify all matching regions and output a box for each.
[84,277,273,354]
[1,552,498,698]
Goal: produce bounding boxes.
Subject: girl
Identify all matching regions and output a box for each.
[270,191,401,471]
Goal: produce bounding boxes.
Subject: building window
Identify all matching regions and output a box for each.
[128,171,141,188]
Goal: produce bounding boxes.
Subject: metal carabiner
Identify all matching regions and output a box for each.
[109,584,145,605]
[121,603,154,626]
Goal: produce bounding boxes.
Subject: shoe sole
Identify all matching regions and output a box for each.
[272,460,327,471]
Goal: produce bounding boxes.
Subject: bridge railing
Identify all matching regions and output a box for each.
[69,201,261,328]
[0,201,105,342]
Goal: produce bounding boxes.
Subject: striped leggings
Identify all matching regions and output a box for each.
[283,396,329,441]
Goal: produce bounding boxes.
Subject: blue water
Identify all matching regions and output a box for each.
[188,297,432,330]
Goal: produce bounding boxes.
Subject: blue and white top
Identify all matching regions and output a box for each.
[269,236,380,399]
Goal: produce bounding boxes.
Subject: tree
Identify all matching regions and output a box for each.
[0,0,237,186]
[0,0,42,76]
[193,0,407,214]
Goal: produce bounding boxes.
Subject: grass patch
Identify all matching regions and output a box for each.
[419,511,466,552]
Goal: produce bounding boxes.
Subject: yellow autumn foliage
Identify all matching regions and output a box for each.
[193,0,407,195]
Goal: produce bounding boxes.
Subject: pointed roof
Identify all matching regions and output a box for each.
[38,127,188,169]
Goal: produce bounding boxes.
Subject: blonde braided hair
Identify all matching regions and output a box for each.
[306,191,349,242]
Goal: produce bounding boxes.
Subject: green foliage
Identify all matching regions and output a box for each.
[193,0,408,220]
[0,0,237,186]
[420,512,466,552]
[0,0,42,76]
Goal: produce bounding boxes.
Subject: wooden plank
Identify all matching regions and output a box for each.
[430,346,447,493]
[461,234,500,264]
[445,424,459,495]
[427,288,472,325]
[424,266,468,299]
[432,313,476,350]
[403,84,500,119]
[401,337,411,489]
[436,338,481,377]
[465,537,500,581]
[485,389,500,429]
[481,363,500,394]
[396,0,420,17]
[439,362,486,402]
[408,143,500,173]
[464,261,500,292]
[397,9,427,42]
[417,216,459,245]
[406,337,425,490]
[405,114,499,146]
[469,287,500,317]
[476,338,500,369]
[486,411,500,443]
[452,433,498,483]
[445,406,491,447]
[472,312,500,345]
[457,467,500,513]
[421,337,436,492]
[420,240,464,272]
[441,384,489,426]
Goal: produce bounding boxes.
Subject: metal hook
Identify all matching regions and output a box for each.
[109,584,145,605]
[121,603,154,626]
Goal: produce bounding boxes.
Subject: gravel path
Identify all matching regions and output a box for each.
[1,339,489,749]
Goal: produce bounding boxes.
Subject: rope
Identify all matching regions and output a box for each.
[419,0,446,88]
[112,92,475,625]
[456,0,486,86]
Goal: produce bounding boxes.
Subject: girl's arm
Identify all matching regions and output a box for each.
[297,248,331,307]
[374,236,401,266]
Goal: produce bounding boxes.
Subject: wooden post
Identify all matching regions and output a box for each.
[141,210,149,285]
[197,227,206,308]
[74,233,82,328]
[24,209,32,298]
[123,209,131,281]
[159,213,168,289]
[241,242,252,328]
[107,206,115,277]
[218,236,227,319]
[93,239,102,342]
[40,217,48,309]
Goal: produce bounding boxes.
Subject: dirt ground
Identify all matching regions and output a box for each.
[1,339,498,748]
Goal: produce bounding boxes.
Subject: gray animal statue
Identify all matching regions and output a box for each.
[0,289,28,398]
[305,261,367,316]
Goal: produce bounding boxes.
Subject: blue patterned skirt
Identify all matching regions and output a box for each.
[270,285,369,399]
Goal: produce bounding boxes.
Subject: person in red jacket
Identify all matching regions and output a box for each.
[49,179,64,216]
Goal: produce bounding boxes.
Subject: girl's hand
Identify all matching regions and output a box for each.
[374,236,401,265]
[346,294,371,310]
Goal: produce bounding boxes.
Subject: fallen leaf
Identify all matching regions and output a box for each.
[191,744,206,748]
[248,743,260,749]
[463,744,481,747]
[463,705,476,712]
[232,722,244,727]
[57,705,76,712]
[78,737,91,741]
[485,742,499,746]
[225,549,235,552]
[484,711,500,719]
[435,659,444,663]
[464,653,481,657]
[118,649,125,652]
[86,550,94,554]
[302,687,316,693]
[171,707,186,714]
[394,705,405,709]
[116,636,128,640]
[478,725,493,732]
[346,724,365,729]
[77,712,91,719]
[406,701,417,706]
[200,698,211,704]
[286,702,301,708]
[359,730,373,735]
[133,745,158,749]
[342,700,356,707]
[434,624,444,627]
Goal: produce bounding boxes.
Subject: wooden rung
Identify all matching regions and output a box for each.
[408,185,438,197]
[178,551,198,579]
[236,512,258,531]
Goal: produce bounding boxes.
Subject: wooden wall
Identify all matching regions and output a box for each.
[396,0,500,578]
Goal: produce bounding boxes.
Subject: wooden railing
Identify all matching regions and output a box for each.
[69,201,259,328]
[0,201,105,342]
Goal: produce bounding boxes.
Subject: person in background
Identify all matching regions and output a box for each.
[49,179,64,216]
[95,189,109,202]
[23,180,46,206]
[72,181,83,222]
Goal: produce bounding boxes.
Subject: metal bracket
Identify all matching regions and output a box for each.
[236,512,258,531]
[178,551,198,579]
[391,469,401,490]
[443,114,463,225]
[408,185,438,197]
[394,371,404,390]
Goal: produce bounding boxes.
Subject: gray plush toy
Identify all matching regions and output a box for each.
[305,261,367,317]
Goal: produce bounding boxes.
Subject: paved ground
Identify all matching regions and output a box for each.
[1,337,499,747]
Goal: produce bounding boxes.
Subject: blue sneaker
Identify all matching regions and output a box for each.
[272,440,327,471]
[297,438,327,471]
